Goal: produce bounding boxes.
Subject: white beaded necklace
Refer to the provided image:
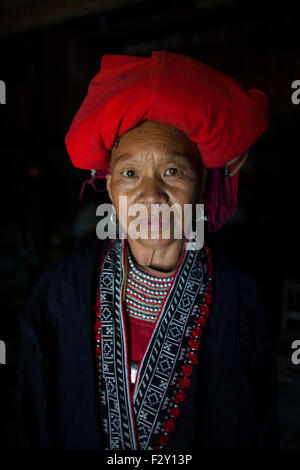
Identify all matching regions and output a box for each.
[125,250,175,322]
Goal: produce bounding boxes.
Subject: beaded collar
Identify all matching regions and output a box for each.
[125,250,175,323]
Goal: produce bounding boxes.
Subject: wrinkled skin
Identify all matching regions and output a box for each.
[106,120,207,272]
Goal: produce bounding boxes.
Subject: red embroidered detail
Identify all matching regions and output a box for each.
[159,434,170,446]
[207,282,213,293]
[169,406,181,419]
[191,327,203,338]
[188,338,200,350]
[178,377,191,389]
[181,364,193,377]
[199,304,210,316]
[204,292,213,304]
[196,315,207,327]
[164,419,176,432]
[174,390,186,404]
[156,244,214,450]
[187,351,198,364]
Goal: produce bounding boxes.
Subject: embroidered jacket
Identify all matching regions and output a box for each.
[16,238,278,450]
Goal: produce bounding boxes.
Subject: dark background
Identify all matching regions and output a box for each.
[1,0,300,450]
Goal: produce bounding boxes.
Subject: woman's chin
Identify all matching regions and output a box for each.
[125,223,186,250]
[128,235,177,250]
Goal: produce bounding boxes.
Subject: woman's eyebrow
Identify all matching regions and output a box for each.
[160,154,189,165]
[114,152,187,165]
[163,152,187,160]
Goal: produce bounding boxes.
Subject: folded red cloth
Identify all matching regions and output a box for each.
[65,50,269,171]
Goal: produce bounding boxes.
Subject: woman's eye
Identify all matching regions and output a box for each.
[122,169,137,178]
[165,167,178,176]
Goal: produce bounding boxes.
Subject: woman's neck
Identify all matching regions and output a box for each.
[126,238,186,273]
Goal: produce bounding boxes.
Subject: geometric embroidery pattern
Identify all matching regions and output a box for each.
[97,237,211,450]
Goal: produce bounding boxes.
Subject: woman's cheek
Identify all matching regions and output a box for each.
[170,188,195,206]
[113,179,137,196]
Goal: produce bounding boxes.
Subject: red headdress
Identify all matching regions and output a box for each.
[65,50,269,230]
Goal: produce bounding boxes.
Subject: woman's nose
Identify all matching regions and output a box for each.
[137,177,168,205]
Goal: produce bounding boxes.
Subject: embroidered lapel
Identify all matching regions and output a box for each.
[96,238,213,450]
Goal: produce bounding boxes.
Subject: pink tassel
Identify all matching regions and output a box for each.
[230,171,239,206]
[79,168,109,200]
[205,167,240,232]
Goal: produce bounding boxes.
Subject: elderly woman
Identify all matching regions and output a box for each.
[17,51,278,450]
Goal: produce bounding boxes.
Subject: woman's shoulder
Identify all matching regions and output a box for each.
[211,249,261,303]
[19,239,107,324]
[209,249,270,337]
[52,238,107,278]
[41,238,107,285]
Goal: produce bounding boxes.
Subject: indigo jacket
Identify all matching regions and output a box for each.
[16,239,278,450]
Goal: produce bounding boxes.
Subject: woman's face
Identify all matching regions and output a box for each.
[106,120,206,251]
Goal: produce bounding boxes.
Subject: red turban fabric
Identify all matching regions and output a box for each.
[65,50,269,171]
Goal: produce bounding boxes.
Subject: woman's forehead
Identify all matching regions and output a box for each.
[111,120,200,164]
[117,120,189,143]
[112,152,192,168]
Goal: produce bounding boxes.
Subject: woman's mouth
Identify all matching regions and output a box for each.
[139,216,163,230]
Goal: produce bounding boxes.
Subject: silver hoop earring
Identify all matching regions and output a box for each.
[195,214,208,222]
[110,211,117,225]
